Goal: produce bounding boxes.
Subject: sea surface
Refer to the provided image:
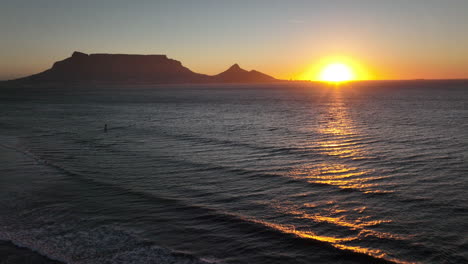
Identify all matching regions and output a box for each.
[0,81,467,264]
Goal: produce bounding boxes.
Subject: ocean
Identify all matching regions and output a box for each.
[0,81,467,264]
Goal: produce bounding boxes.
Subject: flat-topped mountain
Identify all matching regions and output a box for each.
[11,52,278,84]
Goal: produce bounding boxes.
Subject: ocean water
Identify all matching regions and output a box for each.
[0,81,467,264]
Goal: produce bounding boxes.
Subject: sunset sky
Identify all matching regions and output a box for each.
[1,0,468,81]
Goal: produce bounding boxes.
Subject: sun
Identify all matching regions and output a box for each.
[319,63,354,82]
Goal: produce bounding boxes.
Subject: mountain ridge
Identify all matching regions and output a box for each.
[9,52,279,84]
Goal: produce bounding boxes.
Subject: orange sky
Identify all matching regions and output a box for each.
[1,1,468,81]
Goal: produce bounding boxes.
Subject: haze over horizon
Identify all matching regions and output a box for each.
[1,0,468,81]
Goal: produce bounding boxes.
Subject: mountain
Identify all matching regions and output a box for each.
[10,52,278,84]
[16,51,210,84]
[212,64,277,83]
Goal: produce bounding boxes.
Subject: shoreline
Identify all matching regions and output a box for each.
[0,240,64,264]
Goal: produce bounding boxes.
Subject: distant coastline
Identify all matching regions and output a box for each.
[1,52,468,86]
[5,51,282,85]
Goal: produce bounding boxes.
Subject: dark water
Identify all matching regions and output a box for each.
[0,81,467,264]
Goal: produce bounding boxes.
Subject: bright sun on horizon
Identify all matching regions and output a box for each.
[319,63,355,82]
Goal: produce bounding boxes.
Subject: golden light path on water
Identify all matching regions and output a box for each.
[289,88,392,194]
[239,214,414,264]
[267,88,415,263]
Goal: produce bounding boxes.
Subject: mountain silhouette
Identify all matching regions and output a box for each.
[11,52,278,84]
[213,64,277,83]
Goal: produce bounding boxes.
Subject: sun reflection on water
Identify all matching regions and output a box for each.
[272,89,413,263]
[244,210,413,264]
[315,94,370,160]
[288,89,391,194]
[271,203,404,241]
[288,163,390,194]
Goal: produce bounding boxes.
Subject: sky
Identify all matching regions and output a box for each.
[1,0,468,80]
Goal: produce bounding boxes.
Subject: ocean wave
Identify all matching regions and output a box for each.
[0,140,408,264]
[0,226,213,264]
